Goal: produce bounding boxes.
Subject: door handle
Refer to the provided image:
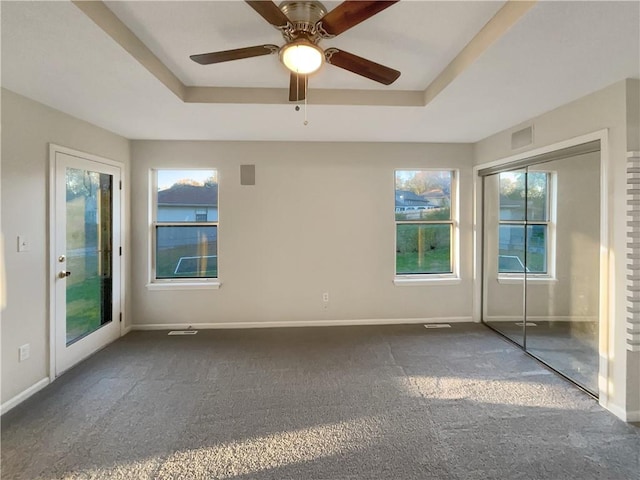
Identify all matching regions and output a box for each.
[58,271,71,278]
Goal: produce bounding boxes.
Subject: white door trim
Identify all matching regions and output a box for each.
[48,144,126,381]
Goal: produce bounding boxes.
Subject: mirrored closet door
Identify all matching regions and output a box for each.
[481,142,601,395]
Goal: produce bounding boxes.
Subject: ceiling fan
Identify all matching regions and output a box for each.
[190,1,401,102]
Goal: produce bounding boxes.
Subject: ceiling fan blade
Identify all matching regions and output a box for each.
[325,49,400,85]
[316,1,398,37]
[190,45,278,65]
[289,73,307,102]
[245,1,291,28]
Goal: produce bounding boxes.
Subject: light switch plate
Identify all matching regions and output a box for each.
[17,235,30,252]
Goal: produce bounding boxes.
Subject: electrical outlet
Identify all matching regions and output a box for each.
[18,344,30,362]
[322,292,329,302]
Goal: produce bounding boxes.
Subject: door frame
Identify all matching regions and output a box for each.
[472,129,611,407]
[48,144,126,380]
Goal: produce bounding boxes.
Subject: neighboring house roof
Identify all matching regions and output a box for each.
[158,183,218,207]
[423,189,448,199]
[395,190,434,207]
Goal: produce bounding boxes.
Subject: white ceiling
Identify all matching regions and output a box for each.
[1,1,639,143]
[104,0,505,90]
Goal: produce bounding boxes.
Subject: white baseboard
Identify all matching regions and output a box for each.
[624,409,640,422]
[603,401,640,423]
[121,324,133,335]
[483,315,597,323]
[1,377,50,415]
[529,315,597,323]
[131,316,473,331]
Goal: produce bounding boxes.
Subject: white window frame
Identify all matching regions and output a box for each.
[497,171,557,284]
[147,168,221,290]
[393,169,460,286]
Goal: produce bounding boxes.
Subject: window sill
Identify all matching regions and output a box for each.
[146,281,221,291]
[394,276,461,286]
[497,276,557,285]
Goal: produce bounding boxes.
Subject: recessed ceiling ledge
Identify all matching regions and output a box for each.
[423,0,537,106]
[184,87,425,106]
[73,0,536,109]
[73,0,186,100]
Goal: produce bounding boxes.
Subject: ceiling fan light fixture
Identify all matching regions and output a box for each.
[280,40,323,74]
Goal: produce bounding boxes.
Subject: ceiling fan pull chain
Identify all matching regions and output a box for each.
[304,75,309,126]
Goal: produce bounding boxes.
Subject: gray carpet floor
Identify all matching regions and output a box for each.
[1,323,638,480]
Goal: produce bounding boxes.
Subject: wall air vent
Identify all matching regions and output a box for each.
[511,126,533,150]
[240,164,256,185]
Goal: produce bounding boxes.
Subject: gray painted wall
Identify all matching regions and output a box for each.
[627,79,640,152]
[0,89,130,404]
[131,141,474,327]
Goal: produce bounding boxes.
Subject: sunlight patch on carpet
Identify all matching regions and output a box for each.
[397,376,590,410]
[155,416,384,478]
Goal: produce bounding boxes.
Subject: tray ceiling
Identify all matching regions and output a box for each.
[1,1,638,142]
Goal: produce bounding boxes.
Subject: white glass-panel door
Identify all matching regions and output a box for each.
[54,151,121,375]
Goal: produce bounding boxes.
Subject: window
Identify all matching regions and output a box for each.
[498,171,551,275]
[195,209,208,222]
[395,170,455,275]
[152,169,218,281]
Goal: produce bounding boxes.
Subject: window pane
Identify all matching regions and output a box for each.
[157,170,218,222]
[499,172,525,221]
[526,224,547,273]
[498,224,547,274]
[396,224,451,274]
[498,224,526,272]
[65,169,113,345]
[526,172,548,221]
[395,171,452,221]
[499,171,548,221]
[156,226,217,278]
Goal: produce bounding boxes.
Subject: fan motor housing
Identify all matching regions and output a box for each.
[279,1,327,43]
